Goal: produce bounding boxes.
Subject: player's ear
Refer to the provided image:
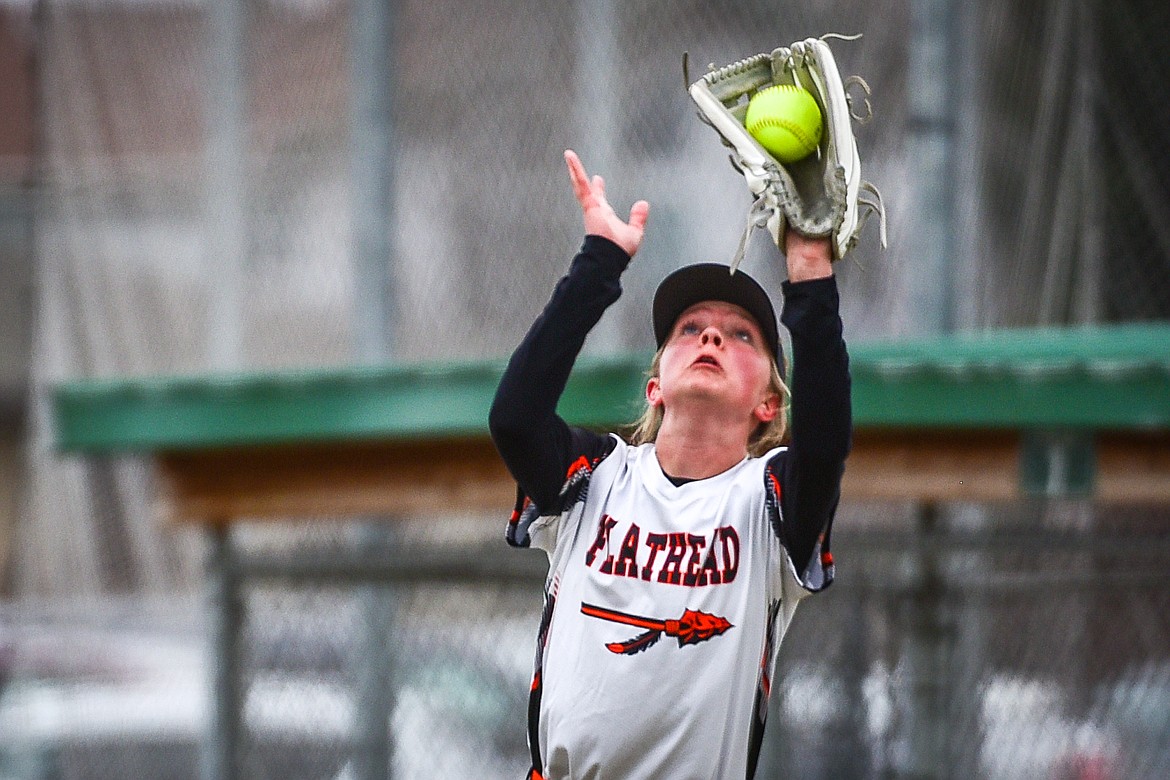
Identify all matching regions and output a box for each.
[646,376,664,408]
[753,392,779,424]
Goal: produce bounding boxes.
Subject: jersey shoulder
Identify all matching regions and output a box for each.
[506,431,622,548]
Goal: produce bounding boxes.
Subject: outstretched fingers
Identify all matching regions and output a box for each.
[564,148,649,258]
[565,150,596,209]
[628,200,650,233]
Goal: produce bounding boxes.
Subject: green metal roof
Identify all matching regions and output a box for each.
[52,354,650,453]
[850,322,1170,430]
[52,323,1170,454]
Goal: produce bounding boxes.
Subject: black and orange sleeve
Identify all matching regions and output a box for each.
[768,274,851,583]
[489,236,629,515]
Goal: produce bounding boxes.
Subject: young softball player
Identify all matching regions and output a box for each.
[490,150,851,779]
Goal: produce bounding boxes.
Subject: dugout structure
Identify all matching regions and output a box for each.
[51,322,1170,779]
[55,322,1170,514]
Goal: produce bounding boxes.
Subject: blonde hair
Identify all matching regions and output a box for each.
[627,344,791,457]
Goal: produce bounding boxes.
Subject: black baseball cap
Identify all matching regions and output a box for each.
[652,264,782,363]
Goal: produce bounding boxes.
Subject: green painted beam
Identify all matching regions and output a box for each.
[52,354,651,454]
[850,362,1169,429]
[52,324,1170,454]
[849,323,1170,429]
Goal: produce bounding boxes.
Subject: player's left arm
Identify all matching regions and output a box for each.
[784,230,834,283]
[769,233,851,583]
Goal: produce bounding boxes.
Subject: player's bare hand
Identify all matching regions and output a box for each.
[565,149,649,258]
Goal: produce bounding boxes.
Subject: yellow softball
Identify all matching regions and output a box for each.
[744,85,823,164]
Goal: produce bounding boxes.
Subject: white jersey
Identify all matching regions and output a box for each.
[518,436,829,780]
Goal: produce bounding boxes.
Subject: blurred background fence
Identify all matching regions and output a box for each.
[0,0,1168,778]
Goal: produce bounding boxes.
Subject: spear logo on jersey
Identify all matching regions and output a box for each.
[581,602,733,655]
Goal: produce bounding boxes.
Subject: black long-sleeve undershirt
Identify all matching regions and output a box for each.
[489,236,851,576]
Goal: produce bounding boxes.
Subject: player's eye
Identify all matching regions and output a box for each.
[734,329,753,343]
[679,320,701,336]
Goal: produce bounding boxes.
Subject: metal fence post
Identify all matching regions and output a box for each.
[350,524,398,780]
[201,525,244,780]
[906,0,960,334]
[894,502,953,779]
[205,0,247,372]
[350,0,398,771]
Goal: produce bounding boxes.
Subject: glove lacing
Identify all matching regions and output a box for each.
[729,186,778,274]
[727,161,887,274]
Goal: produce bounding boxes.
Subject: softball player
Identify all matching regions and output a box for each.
[489,150,851,780]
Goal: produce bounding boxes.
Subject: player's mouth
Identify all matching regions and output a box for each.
[691,354,722,370]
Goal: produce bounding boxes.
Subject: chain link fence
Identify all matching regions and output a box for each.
[1,0,1168,777]
[4,508,1169,779]
[765,501,1170,779]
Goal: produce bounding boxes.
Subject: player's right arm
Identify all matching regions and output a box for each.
[489,235,629,510]
[564,149,649,258]
[490,152,648,511]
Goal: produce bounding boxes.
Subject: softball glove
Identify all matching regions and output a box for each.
[689,34,887,270]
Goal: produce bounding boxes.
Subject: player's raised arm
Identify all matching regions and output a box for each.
[784,230,833,282]
[565,149,649,258]
[489,153,643,511]
[774,231,851,579]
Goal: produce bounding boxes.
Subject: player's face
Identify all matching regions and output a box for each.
[649,301,778,427]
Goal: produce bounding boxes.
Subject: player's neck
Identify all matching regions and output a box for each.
[654,409,752,480]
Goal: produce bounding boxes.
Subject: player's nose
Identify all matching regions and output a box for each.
[700,327,722,347]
